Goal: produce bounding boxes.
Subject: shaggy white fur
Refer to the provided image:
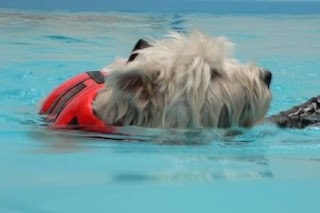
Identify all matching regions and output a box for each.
[95,31,271,129]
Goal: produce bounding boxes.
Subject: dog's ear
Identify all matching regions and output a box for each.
[127,39,151,63]
[110,69,154,99]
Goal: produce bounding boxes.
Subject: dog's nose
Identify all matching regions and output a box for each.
[263,69,272,88]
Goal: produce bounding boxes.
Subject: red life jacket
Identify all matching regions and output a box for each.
[40,71,116,133]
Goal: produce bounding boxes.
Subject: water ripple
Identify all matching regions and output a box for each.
[170,14,186,33]
[44,35,85,44]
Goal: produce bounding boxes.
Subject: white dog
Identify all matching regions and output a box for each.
[93,32,272,129]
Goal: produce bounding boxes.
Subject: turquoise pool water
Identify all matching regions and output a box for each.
[1,8,320,213]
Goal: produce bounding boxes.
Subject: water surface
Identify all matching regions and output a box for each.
[0,8,320,213]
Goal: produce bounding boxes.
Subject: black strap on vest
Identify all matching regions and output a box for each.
[47,71,105,122]
[86,71,105,84]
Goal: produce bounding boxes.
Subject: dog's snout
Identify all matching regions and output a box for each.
[263,70,272,88]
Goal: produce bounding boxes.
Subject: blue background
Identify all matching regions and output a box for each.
[1,0,320,13]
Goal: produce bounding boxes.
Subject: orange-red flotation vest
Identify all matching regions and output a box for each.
[40,71,116,133]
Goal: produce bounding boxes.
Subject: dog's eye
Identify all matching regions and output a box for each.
[211,68,221,80]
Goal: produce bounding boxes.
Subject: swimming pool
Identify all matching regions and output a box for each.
[0,7,320,213]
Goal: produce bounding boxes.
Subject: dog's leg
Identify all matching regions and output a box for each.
[267,95,320,128]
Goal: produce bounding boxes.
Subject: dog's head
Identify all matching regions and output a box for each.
[96,32,272,129]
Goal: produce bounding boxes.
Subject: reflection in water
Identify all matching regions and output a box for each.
[25,125,278,182]
[18,124,320,183]
[109,169,272,183]
[24,122,320,183]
